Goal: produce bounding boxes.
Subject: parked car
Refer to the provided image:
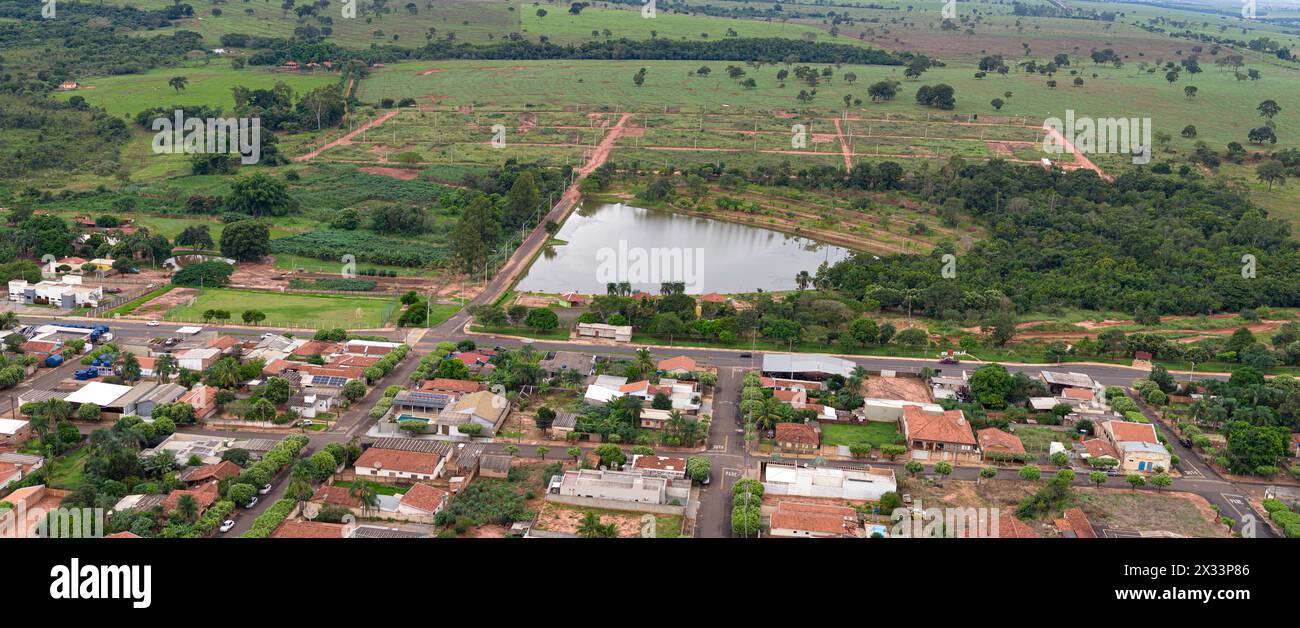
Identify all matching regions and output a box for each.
[1179,437,1193,448]
[258,483,272,495]
[219,520,235,533]
[103,287,122,294]
[146,320,159,327]
[243,496,259,509]
[738,352,752,358]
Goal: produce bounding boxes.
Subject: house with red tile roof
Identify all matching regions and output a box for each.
[311,485,360,509]
[901,405,979,462]
[1054,507,1097,538]
[179,460,242,484]
[178,383,217,420]
[209,335,240,353]
[271,520,349,538]
[775,422,821,453]
[163,481,219,515]
[354,447,445,481]
[657,355,697,374]
[769,501,861,538]
[630,454,689,480]
[397,483,448,517]
[977,428,1025,460]
[1098,420,1170,472]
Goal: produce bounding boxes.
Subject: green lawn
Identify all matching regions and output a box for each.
[164,288,399,328]
[46,448,90,490]
[820,422,903,449]
[54,64,337,118]
[332,479,406,496]
[1009,426,1070,453]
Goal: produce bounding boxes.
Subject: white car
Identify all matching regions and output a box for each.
[219,520,235,533]
[258,483,273,495]
[146,320,160,327]
[243,495,259,509]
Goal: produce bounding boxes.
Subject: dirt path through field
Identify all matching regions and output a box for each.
[1042,124,1110,181]
[833,117,853,170]
[294,109,400,162]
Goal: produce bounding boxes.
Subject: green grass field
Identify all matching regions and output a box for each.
[521,6,847,45]
[820,422,904,449]
[54,64,338,118]
[164,288,398,328]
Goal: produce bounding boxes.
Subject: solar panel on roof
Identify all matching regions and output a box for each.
[312,376,348,387]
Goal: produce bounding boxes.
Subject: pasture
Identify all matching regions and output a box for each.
[164,288,399,328]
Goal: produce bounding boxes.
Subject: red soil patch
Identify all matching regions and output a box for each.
[416,68,444,76]
[360,166,419,180]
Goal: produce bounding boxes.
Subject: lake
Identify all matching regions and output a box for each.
[515,202,854,295]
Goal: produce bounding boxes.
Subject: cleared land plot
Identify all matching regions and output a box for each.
[534,501,683,538]
[164,288,398,328]
[820,422,904,449]
[861,375,933,403]
[1080,489,1229,538]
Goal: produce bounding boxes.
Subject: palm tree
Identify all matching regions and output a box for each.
[175,494,199,523]
[208,358,241,389]
[576,511,617,538]
[635,348,654,381]
[752,398,786,431]
[168,76,188,92]
[350,481,379,517]
[0,311,18,330]
[795,270,812,290]
[154,354,178,384]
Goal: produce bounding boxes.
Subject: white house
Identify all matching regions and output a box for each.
[762,464,897,501]
[354,447,445,481]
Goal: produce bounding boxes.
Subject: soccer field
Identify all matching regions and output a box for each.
[164,288,399,329]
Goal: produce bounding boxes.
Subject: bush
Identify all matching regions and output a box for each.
[240,498,296,538]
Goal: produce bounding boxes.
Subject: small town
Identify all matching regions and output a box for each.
[1,310,1293,541]
[3,0,1294,608]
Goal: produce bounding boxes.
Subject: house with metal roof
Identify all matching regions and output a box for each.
[762,353,856,379]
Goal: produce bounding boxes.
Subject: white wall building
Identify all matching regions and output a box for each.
[763,464,897,501]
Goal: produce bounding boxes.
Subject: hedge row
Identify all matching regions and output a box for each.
[239,498,296,538]
[1262,499,1300,538]
[234,434,309,490]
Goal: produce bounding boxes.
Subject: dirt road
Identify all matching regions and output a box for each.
[294,109,400,162]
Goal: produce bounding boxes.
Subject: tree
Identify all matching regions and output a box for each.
[451,196,500,274]
[1018,465,1041,481]
[978,466,997,485]
[686,456,710,482]
[350,481,379,517]
[168,76,188,92]
[225,173,297,217]
[228,483,257,506]
[175,225,215,250]
[175,494,198,523]
[524,308,559,331]
[904,460,923,477]
[76,402,103,422]
[1257,161,1287,190]
[1089,471,1107,488]
[567,446,582,462]
[933,461,953,480]
[593,444,625,469]
[241,309,267,325]
[1126,474,1146,491]
[219,219,271,261]
[577,511,618,538]
[969,363,1013,408]
[1258,99,1281,120]
[342,379,366,402]
[991,98,1004,110]
[1151,473,1172,491]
